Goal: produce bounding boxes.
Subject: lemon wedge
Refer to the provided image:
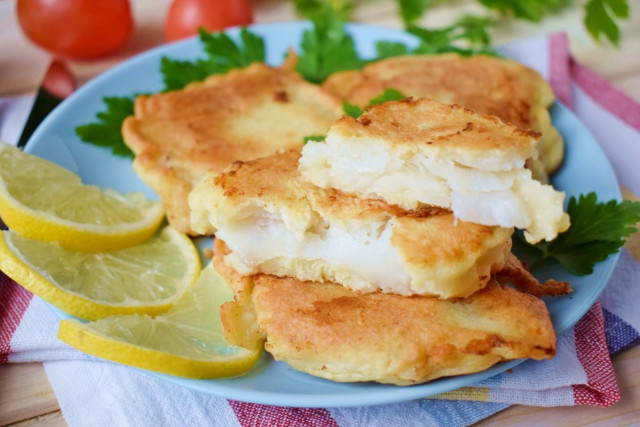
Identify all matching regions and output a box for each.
[0,227,200,320]
[58,263,262,379]
[0,141,164,252]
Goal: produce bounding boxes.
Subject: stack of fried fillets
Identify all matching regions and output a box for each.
[189,98,571,386]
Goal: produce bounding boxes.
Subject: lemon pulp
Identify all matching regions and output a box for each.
[0,141,164,252]
[0,227,200,320]
[58,263,262,378]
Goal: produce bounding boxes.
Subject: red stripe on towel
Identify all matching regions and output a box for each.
[229,400,339,427]
[572,302,621,406]
[0,272,34,363]
[548,32,573,108]
[571,60,640,132]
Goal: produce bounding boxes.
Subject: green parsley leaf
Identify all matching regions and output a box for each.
[367,88,407,105]
[376,41,411,59]
[584,0,630,45]
[343,88,407,118]
[397,0,433,25]
[239,27,267,61]
[290,0,354,19]
[200,28,265,68]
[408,15,496,56]
[303,135,327,144]
[75,96,136,158]
[409,25,453,53]
[343,102,363,118]
[160,58,219,92]
[452,15,493,46]
[161,28,265,91]
[295,5,366,83]
[523,192,640,275]
[478,0,571,22]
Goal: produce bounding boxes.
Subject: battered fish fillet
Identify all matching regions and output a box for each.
[212,241,556,386]
[122,59,342,234]
[299,98,570,244]
[322,53,564,176]
[190,150,513,299]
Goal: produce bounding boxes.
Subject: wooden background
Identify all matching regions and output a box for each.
[1,0,639,425]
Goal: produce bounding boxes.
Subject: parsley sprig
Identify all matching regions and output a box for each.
[478,0,631,45]
[584,0,630,45]
[520,193,640,275]
[397,0,432,25]
[162,28,265,91]
[343,88,408,118]
[291,0,353,19]
[295,6,366,83]
[406,15,495,56]
[477,0,571,22]
[75,97,136,157]
[374,16,496,59]
[292,0,631,46]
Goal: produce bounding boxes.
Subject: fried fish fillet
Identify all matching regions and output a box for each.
[299,98,570,243]
[190,150,512,299]
[323,53,564,176]
[212,240,556,386]
[122,60,343,234]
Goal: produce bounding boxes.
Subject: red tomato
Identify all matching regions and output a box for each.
[165,0,253,42]
[16,0,134,60]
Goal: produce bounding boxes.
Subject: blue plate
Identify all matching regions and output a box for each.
[27,22,621,408]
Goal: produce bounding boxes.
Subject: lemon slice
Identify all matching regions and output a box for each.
[0,141,164,252]
[58,263,262,379]
[0,227,200,320]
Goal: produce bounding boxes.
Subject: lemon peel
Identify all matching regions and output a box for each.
[58,263,262,379]
[0,227,200,320]
[0,142,164,252]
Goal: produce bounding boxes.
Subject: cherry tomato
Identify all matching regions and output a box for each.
[16,0,134,60]
[165,0,253,42]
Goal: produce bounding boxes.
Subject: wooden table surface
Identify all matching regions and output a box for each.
[1,0,639,425]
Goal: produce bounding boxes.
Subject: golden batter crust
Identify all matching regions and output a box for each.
[323,53,563,175]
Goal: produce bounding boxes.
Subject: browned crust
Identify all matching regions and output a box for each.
[322,53,553,131]
[122,62,343,234]
[329,98,539,152]
[495,253,572,297]
[322,53,564,174]
[253,277,556,383]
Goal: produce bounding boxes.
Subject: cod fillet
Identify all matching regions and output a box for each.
[299,98,570,243]
[122,59,342,234]
[190,150,513,299]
